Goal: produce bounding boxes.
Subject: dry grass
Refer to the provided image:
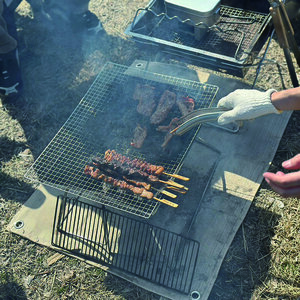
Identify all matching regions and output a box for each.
[1,0,300,299]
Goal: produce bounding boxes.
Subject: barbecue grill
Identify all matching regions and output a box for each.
[125,0,272,76]
[25,62,218,219]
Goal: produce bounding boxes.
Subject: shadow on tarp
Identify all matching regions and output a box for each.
[208,198,280,300]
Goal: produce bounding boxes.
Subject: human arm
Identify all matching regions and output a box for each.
[217,87,300,125]
[270,87,300,111]
[263,154,300,198]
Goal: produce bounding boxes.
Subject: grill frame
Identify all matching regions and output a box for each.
[52,195,200,295]
[25,62,218,218]
[125,0,273,77]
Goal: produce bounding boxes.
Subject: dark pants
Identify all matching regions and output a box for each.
[0,0,92,54]
[0,0,17,54]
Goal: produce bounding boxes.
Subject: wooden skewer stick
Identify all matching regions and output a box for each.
[163,172,190,181]
[159,180,189,190]
[166,186,187,194]
[151,187,177,199]
[153,197,178,208]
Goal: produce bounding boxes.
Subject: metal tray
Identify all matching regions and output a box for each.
[125,0,272,77]
[25,62,218,218]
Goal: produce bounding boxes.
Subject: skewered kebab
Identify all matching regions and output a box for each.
[84,165,178,207]
[104,149,189,181]
[91,158,178,198]
[84,165,153,199]
[104,149,164,176]
[92,156,160,182]
[123,176,177,199]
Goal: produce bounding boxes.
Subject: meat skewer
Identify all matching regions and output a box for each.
[93,153,189,190]
[84,165,178,207]
[92,156,161,183]
[105,150,190,182]
[105,149,165,176]
[84,165,153,199]
[92,159,178,198]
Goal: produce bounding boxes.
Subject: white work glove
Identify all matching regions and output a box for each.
[217,89,281,125]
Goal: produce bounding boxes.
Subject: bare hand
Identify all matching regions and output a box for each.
[263,154,300,198]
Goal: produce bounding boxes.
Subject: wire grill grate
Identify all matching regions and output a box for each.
[148,6,268,60]
[25,62,218,218]
[52,196,200,295]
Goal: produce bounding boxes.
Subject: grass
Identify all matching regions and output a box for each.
[1,0,300,299]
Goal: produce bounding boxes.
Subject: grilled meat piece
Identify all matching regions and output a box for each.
[104,149,164,176]
[157,117,180,132]
[84,165,154,199]
[92,156,161,185]
[150,90,176,125]
[131,124,147,148]
[133,83,157,117]
[93,156,153,179]
[159,96,195,149]
[123,176,151,190]
[177,96,195,115]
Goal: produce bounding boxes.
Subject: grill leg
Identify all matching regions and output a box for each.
[269,0,300,87]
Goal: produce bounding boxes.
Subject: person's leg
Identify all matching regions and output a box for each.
[0,0,17,54]
[0,0,22,97]
[42,0,103,33]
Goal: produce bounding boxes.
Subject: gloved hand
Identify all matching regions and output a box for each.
[217,89,281,125]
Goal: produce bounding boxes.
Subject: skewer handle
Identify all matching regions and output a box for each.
[163,172,190,181]
[166,186,187,194]
[160,180,189,190]
[151,187,177,198]
[153,197,178,208]
[161,190,177,199]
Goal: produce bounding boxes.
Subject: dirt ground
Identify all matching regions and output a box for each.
[1,0,300,299]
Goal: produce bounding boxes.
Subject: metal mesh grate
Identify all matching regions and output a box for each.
[146,6,268,60]
[25,62,218,218]
[52,196,200,295]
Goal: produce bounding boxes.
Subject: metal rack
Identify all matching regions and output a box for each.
[125,0,273,77]
[52,195,200,295]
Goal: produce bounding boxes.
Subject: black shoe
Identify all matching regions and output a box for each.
[70,10,103,34]
[0,48,22,96]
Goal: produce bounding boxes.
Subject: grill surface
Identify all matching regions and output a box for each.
[25,62,218,218]
[126,1,272,76]
[52,196,200,295]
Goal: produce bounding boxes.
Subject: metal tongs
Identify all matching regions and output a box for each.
[170,107,230,136]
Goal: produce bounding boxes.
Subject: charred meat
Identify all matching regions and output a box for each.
[133,84,157,117]
[131,124,147,149]
[150,90,176,125]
